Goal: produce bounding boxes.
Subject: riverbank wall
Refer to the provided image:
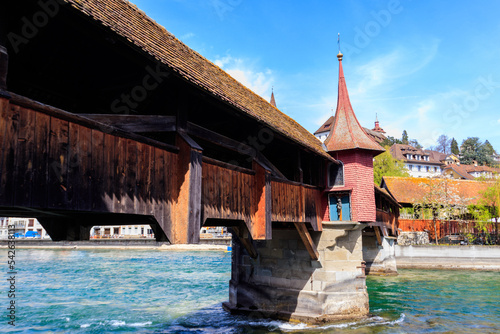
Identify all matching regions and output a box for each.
[396,245,500,271]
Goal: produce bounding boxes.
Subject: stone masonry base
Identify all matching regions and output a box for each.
[225,223,369,324]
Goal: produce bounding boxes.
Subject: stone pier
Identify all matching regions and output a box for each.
[362,231,398,275]
[224,222,369,324]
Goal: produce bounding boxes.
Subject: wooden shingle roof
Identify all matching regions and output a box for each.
[381,176,492,205]
[62,0,332,160]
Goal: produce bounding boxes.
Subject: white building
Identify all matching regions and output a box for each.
[90,225,154,238]
[390,144,443,178]
[0,217,49,239]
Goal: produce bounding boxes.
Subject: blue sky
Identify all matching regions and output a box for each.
[131,0,500,151]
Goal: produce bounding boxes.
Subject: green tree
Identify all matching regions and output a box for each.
[450,138,459,155]
[460,137,493,166]
[402,130,409,145]
[482,140,496,159]
[373,147,410,185]
[380,136,402,147]
[409,139,423,149]
[478,178,500,244]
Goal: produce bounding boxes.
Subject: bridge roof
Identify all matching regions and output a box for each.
[62,0,332,161]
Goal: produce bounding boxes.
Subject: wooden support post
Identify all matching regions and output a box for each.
[297,149,303,183]
[232,224,258,259]
[374,225,383,246]
[173,132,202,244]
[0,13,8,92]
[0,45,8,91]
[314,188,323,231]
[293,222,319,260]
[251,161,271,240]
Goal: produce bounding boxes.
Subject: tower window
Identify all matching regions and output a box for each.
[328,161,344,187]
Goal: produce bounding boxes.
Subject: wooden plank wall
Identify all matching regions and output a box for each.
[0,97,177,240]
[201,161,254,223]
[271,179,322,231]
[271,181,303,222]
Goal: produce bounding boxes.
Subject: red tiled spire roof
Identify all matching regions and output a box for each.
[324,52,384,154]
[372,113,385,133]
[270,89,276,107]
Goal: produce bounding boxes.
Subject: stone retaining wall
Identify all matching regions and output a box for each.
[397,232,429,246]
[396,245,500,271]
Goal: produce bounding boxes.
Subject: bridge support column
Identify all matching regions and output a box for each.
[224,222,369,324]
[362,229,398,275]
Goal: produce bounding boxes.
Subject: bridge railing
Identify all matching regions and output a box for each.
[201,157,254,223]
[201,159,323,238]
[375,209,397,231]
[271,178,322,231]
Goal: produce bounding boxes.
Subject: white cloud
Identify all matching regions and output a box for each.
[180,32,195,40]
[213,55,274,97]
[350,39,440,98]
[498,118,500,124]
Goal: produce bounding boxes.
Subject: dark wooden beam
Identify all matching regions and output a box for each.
[187,121,256,155]
[294,222,319,260]
[232,225,258,259]
[79,115,176,133]
[186,121,286,179]
[202,156,255,175]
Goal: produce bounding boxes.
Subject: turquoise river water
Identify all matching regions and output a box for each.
[1,248,499,333]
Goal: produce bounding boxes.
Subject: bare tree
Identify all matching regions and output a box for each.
[413,179,469,244]
[436,135,451,154]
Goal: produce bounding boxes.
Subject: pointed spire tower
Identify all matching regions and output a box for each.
[324,51,384,223]
[324,53,384,153]
[270,88,276,108]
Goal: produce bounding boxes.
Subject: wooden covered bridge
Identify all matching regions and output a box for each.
[0,0,399,323]
[0,0,331,250]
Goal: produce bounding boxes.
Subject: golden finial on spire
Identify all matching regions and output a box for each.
[337,33,343,61]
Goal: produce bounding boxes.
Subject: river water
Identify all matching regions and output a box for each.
[1,248,499,333]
